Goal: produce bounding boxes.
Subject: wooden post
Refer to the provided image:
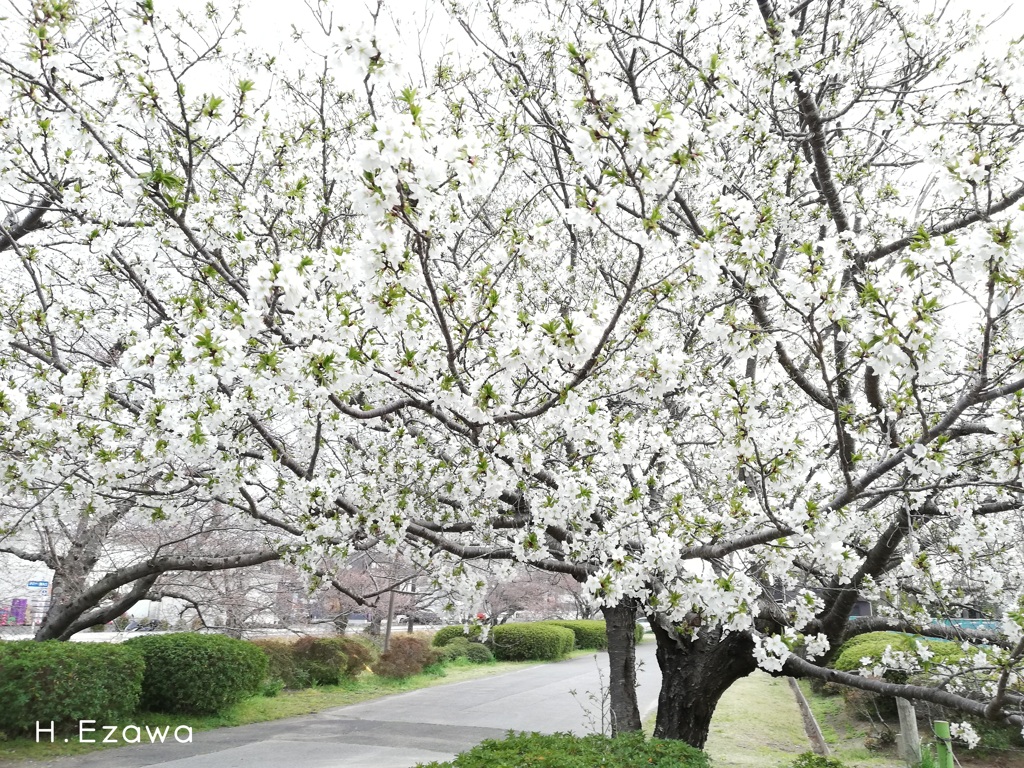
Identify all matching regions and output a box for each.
[896,698,921,766]
[934,721,954,768]
[383,588,395,653]
[788,677,830,756]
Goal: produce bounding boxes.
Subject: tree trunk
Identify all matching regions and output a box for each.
[332,612,350,635]
[650,622,757,748]
[35,560,92,640]
[601,599,642,735]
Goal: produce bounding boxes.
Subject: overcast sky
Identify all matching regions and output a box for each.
[185,0,1022,49]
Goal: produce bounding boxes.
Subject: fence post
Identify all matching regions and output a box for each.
[896,698,921,766]
[383,588,395,653]
[934,721,954,768]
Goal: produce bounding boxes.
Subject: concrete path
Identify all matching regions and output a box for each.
[30,642,661,768]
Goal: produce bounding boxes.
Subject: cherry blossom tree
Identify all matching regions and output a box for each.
[2,0,1024,750]
[443,0,1024,744]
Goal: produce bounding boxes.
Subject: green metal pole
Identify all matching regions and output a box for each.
[934,721,954,768]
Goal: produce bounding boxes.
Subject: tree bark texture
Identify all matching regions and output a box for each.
[601,599,642,734]
[650,622,757,748]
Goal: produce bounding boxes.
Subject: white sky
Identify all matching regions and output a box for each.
[160,0,1024,65]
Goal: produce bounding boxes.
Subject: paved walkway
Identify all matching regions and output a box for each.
[28,643,662,768]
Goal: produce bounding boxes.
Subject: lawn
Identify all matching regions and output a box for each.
[703,672,813,768]
[795,680,903,768]
[643,673,902,768]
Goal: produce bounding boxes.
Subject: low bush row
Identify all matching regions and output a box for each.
[490,623,574,661]
[831,631,963,676]
[127,633,268,716]
[0,634,265,735]
[437,637,495,664]
[433,619,645,659]
[433,621,574,660]
[538,620,607,650]
[252,636,378,689]
[0,628,499,737]
[416,732,709,768]
[0,641,145,737]
[432,624,484,647]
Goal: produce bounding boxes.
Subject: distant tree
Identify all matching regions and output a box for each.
[480,568,584,624]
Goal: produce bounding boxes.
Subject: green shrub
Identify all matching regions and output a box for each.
[251,636,370,688]
[251,639,305,688]
[416,731,709,768]
[374,635,441,678]
[490,623,574,661]
[441,638,496,664]
[462,642,494,663]
[634,623,645,643]
[832,632,967,723]
[436,637,466,660]
[432,625,484,647]
[540,620,606,650]
[833,632,962,676]
[0,641,145,736]
[333,636,378,677]
[260,678,285,697]
[127,633,268,715]
[790,752,847,768]
[291,637,348,685]
[437,644,465,663]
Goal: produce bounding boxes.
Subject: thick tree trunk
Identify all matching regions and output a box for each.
[651,622,757,748]
[601,599,642,735]
[35,559,93,640]
[35,573,157,640]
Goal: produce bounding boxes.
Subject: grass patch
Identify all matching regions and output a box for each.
[0,654,590,762]
[705,673,811,768]
[642,672,811,765]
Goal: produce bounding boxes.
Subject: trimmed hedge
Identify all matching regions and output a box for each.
[0,641,145,736]
[291,637,348,685]
[461,642,495,664]
[437,644,462,663]
[540,620,607,650]
[432,624,484,647]
[416,731,709,768]
[830,631,968,722]
[250,639,305,689]
[635,623,645,643]
[439,637,495,664]
[833,632,963,675]
[490,623,574,661]
[127,633,268,715]
[251,636,375,688]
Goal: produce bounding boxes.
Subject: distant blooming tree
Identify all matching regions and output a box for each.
[2,0,1024,748]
